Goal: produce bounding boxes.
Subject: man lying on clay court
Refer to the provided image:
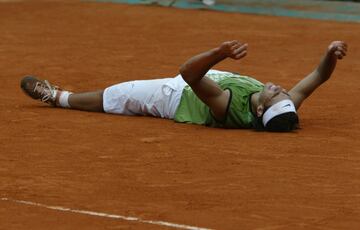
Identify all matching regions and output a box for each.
[21,40,347,132]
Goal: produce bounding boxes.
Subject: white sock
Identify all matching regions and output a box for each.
[58,91,73,108]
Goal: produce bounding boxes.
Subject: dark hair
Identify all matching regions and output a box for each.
[265,112,299,132]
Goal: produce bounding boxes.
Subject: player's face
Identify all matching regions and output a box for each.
[260,82,291,108]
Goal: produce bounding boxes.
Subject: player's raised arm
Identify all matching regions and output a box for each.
[289,41,348,109]
[179,40,248,120]
[180,40,248,85]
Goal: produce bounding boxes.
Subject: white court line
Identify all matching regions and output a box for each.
[1,197,213,230]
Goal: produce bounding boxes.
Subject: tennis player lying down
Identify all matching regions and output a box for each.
[21,40,347,132]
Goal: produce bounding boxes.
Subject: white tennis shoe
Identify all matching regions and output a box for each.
[21,76,60,106]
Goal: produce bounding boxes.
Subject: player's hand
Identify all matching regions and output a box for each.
[327,41,347,60]
[219,40,248,60]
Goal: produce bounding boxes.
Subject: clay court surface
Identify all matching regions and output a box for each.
[1,1,360,229]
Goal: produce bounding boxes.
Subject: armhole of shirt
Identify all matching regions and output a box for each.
[209,88,232,124]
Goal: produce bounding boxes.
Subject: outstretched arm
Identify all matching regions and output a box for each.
[180,40,248,120]
[289,41,348,109]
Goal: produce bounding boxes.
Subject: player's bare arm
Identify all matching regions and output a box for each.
[289,41,348,109]
[180,40,248,119]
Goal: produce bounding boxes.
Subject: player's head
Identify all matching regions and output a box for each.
[255,82,299,132]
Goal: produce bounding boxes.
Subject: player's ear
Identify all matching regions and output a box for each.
[256,104,264,117]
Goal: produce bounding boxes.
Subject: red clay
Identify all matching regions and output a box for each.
[1,1,360,229]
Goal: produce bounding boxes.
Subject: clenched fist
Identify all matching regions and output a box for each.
[219,40,248,60]
[328,41,348,60]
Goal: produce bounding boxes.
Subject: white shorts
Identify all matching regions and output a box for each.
[103,75,187,119]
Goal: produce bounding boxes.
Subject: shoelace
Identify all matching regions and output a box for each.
[33,80,54,102]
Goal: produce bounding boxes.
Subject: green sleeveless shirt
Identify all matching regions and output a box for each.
[174,71,264,128]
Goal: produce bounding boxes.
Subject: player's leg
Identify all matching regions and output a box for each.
[67,91,104,112]
[20,75,186,117]
[20,76,104,112]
